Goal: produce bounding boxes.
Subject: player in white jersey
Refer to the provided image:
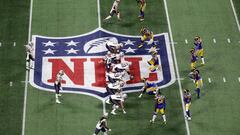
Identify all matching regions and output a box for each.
[25,41,35,70]
[108,92,127,115]
[104,0,121,21]
[54,70,64,104]
[93,116,111,135]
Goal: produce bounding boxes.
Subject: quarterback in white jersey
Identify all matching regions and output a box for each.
[25,41,35,70]
[54,70,64,104]
[104,0,121,21]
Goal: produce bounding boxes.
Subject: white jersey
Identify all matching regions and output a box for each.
[110,94,124,101]
[110,1,119,13]
[108,82,121,90]
[55,73,63,84]
[107,72,122,80]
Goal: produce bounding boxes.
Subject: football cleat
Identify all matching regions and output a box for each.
[56,100,61,104]
[140,18,144,21]
[111,111,117,115]
[150,120,154,124]
[123,110,127,114]
[187,117,192,121]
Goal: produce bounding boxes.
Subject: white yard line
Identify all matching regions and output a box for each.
[223,77,226,83]
[213,38,216,43]
[97,0,101,28]
[208,78,212,83]
[22,0,33,134]
[227,38,231,43]
[10,81,13,87]
[230,0,240,32]
[97,0,106,115]
[163,0,190,135]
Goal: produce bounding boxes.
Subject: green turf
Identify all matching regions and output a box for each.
[101,0,168,34]
[2,0,240,134]
[167,0,240,134]
[25,0,102,135]
[0,0,30,134]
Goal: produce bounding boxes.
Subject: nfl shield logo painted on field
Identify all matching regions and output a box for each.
[29,28,176,100]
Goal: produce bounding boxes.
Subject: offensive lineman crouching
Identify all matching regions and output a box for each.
[54,70,64,104]
[93,116,111,135]
[106,92,127,115]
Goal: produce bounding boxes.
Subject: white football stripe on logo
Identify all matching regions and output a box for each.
[84,37,118,54]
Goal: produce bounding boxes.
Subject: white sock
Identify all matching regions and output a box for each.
[152,114,157,122]
[105,16,111,20]
[162,114,166,122]
[55,94,58,99]
[201,57,205,64]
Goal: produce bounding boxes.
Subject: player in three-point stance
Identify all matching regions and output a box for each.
[138,27,156,48]
[106,92,127,115]
[194,36,205,65]
[137,0,146,21]
[104,0,121,21]
[150,91,167,124]
[184,89,192,120]
[138,78,158,98]
[54,70,64,104]
[25,41,35,70]
[93,116,111,135]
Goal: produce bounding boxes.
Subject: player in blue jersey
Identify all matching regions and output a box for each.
[138,27,156,48]
[193,69,203,98]
[194,36,205,65]
[190,48,197,70]
[148,48,160,72]
[137,0,146,21]
[150,92,166,124]
[138,78,158,98]
[184,89,192,120]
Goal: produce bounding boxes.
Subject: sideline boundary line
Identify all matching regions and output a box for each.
[163,0,191,135]
[97,0,106,115]
[22,0,33,134]
[230,0,240,32]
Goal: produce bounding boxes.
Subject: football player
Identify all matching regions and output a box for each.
[93,116,111,135]
[183,89,192,120]
[147,49,160,72]
[194,36,205,65]
[104,0,121,21]
[109,92,127,115]
[150,91,167,124]
[54,70,64,104]
[25,41,35,70]
[106,80,124,95]
[138,78,158,98]
[105,41,123,54]
[190,48,197,70]
[102,51,113,72]
[138,27,156,48]
[193,69,203,98]
[137,0,146,21]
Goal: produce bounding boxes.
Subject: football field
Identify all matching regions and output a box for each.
[0,0,240,135]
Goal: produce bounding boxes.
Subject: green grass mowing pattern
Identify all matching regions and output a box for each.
[31,0,98,36]
[0,0,30,134]
[167,0,240,134]
[101,0,168,35]
[25,0,103,135]
[25,86,102,135]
